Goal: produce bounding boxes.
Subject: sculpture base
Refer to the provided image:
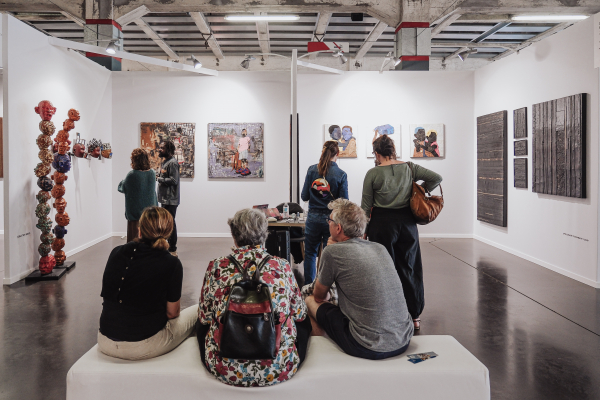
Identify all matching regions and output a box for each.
[57,260,76,270]
[25,267,68,281]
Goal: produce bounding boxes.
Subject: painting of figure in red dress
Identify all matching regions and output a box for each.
[208,123,264,179]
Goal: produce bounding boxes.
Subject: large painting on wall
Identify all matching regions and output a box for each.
[140,122,195,178]
[410,124,444,158]
[323,124,357,158]
[367,124,400,158]
[477,111,507,227]
[208,123,264,179]
[532,93,586,198]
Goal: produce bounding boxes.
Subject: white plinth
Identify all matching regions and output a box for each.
[67,335,490,400]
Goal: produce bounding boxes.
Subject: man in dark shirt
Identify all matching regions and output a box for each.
[157,141,181,256]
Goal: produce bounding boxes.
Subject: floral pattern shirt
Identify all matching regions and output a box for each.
[198,245,308,387]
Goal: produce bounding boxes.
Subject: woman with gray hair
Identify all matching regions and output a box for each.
[196,208,312,387]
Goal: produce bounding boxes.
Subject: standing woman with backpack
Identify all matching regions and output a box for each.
[361,135,442,331]
[300,141,349,285]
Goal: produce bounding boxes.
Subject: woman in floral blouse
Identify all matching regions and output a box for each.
[197,208,311,387]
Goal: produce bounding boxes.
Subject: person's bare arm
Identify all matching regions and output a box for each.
[313,279,331,303]
[166,299,181,319]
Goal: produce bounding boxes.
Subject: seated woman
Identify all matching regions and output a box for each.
[98,207,197,360]
[197,208,311,387]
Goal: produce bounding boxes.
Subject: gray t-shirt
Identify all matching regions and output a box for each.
[317,238,414,352]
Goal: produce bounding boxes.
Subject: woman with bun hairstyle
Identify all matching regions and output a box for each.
[98,207,198,360]
[361,135,442,330]
[300,141,348,285]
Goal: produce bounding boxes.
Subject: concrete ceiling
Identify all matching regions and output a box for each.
[4,0,600,71]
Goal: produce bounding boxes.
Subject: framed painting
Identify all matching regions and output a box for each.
[409,124,444,158]
[140,122,195,178]
[323,124,357,158]
[367,124,400,158]
[208,123,264,179]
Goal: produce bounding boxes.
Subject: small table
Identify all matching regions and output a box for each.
[268,220,306,228]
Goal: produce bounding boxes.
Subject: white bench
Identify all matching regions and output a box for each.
[67,335,490,400]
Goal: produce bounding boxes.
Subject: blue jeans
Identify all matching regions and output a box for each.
[303,209,331,285]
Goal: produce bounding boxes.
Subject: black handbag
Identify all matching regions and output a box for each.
[217,255,282,360]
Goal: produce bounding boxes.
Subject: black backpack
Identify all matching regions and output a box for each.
[216,254,282,360]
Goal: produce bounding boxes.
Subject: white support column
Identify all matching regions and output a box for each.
[291,49,298,202]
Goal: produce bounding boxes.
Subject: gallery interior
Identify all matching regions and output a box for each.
[0,0,599,399]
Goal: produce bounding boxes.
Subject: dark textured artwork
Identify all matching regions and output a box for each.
[514,107,527,138]
[514,140,527,156]
[532,93,586,198]
[140,123,196,178]
[477,111,507,227]
[514,158,527,189]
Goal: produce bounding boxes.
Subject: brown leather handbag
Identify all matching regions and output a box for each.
[408,163,444,225]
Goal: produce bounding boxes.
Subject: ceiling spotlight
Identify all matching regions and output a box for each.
[225,15,300,22]
[458,49,478,61]
[240,55,255,69]
[333,50,347,64]
[188,56,202,69]
[393,57,401,66]
[105,41,117,55]
[511,15,588,21]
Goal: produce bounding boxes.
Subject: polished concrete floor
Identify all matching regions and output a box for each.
[1,236,599,399]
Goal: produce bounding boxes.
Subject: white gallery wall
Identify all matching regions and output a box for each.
[474,17,600,287]
[297,71,475,237]
[3,15,113,284]
[111,71,291,236]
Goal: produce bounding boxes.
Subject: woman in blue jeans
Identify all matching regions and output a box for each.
[300,141,348,285]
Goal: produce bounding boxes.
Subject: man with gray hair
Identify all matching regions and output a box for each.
[305,199,414,359]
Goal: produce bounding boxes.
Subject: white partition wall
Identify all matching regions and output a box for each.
[3,15,113,284]
[474,17,600,287]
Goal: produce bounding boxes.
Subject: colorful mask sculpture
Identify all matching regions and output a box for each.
[39,255,56,275]
[37,176,54,192]
[37,134,53,150]
[73,142,86,158]
[53,225,68,239]
[52,153,71,173]
[35,203,51,219]
[51,238,65,251]
[63,119,75,132]
[55,212,70,227]
[36,190,51,204]
[55,130,71,145]
[50,171,68,184]
[88,138,101,159]
[38,149,53,164]
[38,243,52,257]
[54,251,66,265]
[36,216,53,233]
[58,142,70,155]
[68,109,80,121]
[51,184,65,199]
[34,162,51,178]
[53,197,67,213]
[34,100,56,121]
[101,142,113,159]
[41,232,55,245]
[39,121,56,136]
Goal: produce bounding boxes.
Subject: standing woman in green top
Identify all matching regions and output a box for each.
[118,149,158,242]
[361,135,442,330]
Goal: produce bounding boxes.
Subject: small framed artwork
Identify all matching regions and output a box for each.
[410,124,444,158]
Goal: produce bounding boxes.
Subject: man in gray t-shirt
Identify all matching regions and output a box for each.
[305,199,414,359]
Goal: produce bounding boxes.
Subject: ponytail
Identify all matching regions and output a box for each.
[138,207,173,252]
[152,237,170,251]
[318,141,339,177]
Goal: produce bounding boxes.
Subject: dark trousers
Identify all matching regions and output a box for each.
[126,220,139,243]
[367,207,424,319]
[161,204,178,252]
[303,209,331,285]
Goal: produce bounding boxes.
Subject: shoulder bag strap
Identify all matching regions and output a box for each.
[227,255,250,280]
[252,255,272,281]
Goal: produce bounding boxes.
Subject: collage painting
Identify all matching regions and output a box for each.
[409,124,445,158]
[323,124,357,158]
[208,123,265,179]
[140,122,196,178]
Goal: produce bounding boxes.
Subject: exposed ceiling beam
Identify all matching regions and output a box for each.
[309,12,332,60]
[471,21,511,43]
[133,17,179,59]
[116,5,149,27]
[443,46,469,63]
[432,42,518,49]
[255,12,270,62]
[491,22,572,62]
[60,10,84,27]
[189,12,224,59]
[354,21,388,61]
[432,13,462,37]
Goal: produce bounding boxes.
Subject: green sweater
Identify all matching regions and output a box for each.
[118,170,158,221]
[361,162,442,215]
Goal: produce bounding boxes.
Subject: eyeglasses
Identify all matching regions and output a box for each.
[325,216,337,224]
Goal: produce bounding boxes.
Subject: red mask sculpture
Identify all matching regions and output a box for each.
[51,171,68,184]
[35,100,56,121]
[39,255,56,275]
[90,147,101,158]
[51,238,65,251]
[53,197,67,213]
[63,119,75,132]
[39,121,56,136]
[73,143,86,158]
[51,184,65,199]
[56,130,71,144]
[55,212,70,227]
[68,109,80,121]
[54,251,66,266]
[36,134,52,150]
[58,142,70,155]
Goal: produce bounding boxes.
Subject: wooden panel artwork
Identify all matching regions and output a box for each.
[514,158,527,188]
[514,107,527,138]
[514,140,527,156]
[477,111,507,227]
[532,93,586,198]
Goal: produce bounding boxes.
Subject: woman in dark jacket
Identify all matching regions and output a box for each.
[97,207,197,360]
[300,141,349,285]
[362,135,442,330]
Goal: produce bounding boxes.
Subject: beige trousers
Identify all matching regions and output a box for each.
[97,304,199,361]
